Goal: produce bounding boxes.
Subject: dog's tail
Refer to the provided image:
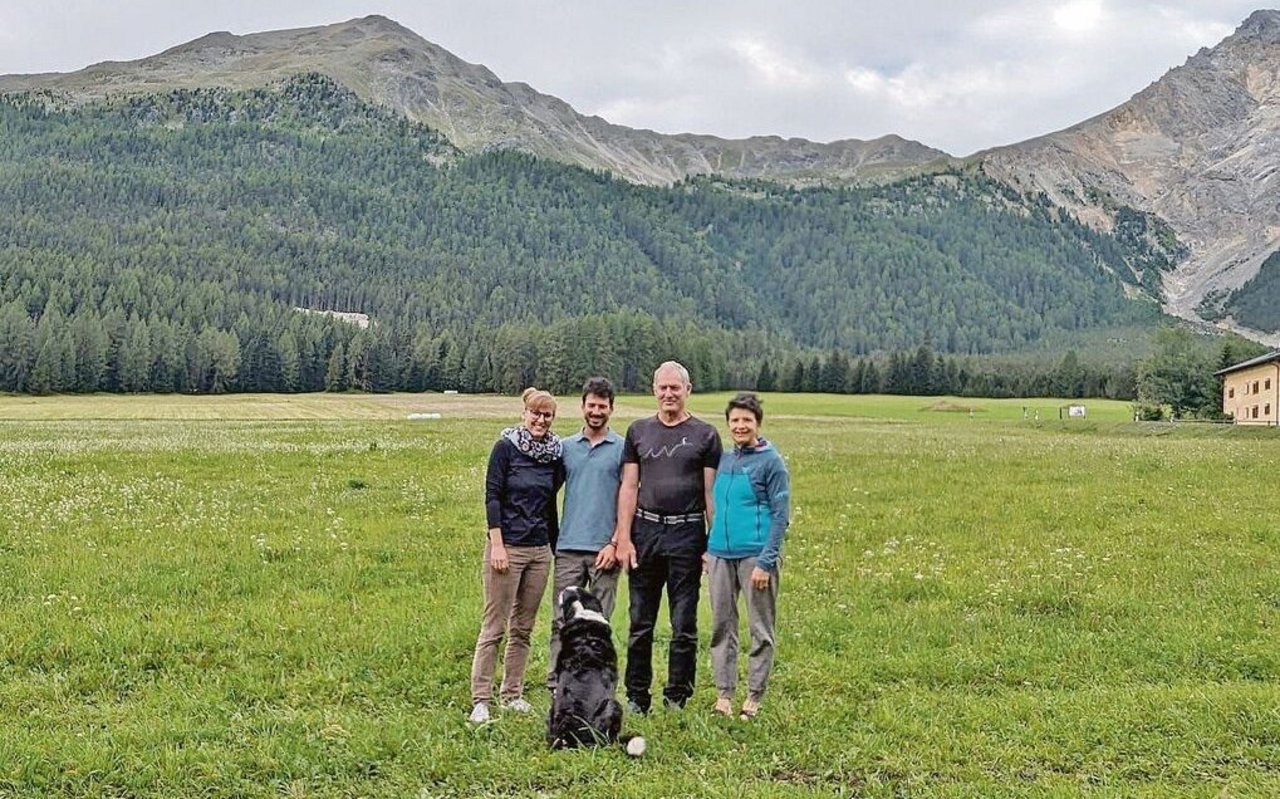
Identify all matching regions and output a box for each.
[620,734,646,758]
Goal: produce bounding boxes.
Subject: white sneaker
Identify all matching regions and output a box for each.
[468,702,491,724]
[503,697,533,713]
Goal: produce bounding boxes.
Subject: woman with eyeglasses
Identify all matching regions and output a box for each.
[469,387,565,724]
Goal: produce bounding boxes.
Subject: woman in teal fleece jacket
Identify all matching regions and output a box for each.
[706,392,791,721]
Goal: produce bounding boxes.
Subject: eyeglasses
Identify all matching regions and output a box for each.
[526,409,555,421]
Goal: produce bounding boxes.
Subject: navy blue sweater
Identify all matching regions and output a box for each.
[485,438,565,547]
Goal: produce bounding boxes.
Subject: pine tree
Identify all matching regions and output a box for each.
[278,330,300,392]
[326,342,347,392]
[118,315,152,392]
[71,312,109,392]
[756,360,777,392]
[0,301,35,392]
[28,333,65,394]
[30,310,71,394]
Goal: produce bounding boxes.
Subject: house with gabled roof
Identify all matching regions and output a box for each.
[1216,350,1280,425]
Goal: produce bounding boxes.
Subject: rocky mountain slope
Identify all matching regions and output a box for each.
[0,15,946,185]
[976,10,1280,343]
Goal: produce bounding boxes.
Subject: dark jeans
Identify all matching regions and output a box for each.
[625,517,705,711]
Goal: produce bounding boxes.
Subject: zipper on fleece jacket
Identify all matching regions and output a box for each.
[711,446,768,556]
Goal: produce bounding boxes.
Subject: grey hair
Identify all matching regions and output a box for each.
[653,360,691,387]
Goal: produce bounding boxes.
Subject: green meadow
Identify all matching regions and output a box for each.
[1,392,1278,798]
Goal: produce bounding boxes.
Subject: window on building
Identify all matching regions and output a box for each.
[1267,404,1273,417]
[1267,378,1273,390]
[1253,406,1260,419]
[1253,381,1261,393]
[1229,387,1235,398]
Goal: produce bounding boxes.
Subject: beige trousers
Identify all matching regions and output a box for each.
[470,541,552,705]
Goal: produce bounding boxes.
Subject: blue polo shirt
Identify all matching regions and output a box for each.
[557,429,623,553]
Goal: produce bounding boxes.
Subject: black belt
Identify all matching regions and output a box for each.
[636,509,704,525]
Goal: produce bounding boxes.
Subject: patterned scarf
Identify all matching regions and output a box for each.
[501,426,563,463]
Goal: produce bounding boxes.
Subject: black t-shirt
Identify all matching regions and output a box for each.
[622,415,722,515]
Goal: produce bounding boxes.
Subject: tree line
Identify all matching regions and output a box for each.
[0,74,1176,397]
[0,297,1151,401]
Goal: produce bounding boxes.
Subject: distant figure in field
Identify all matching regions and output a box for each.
[546,376,624,691]
[706,392,791,721]
[469,387,564,724]
[613,361,722,713]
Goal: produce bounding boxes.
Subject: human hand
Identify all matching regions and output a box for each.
[594,543,618,570]
[702,553,710,574]
[614,540,637,571]
[490,542,510,573]
[750,566,770,590]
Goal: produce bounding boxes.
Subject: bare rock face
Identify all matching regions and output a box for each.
[0,15,947,185]
[976,10,1280,341]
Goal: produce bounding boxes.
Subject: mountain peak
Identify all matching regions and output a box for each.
[355,13,399,26]
[327,14,426,40]
[1236,8,1280,41]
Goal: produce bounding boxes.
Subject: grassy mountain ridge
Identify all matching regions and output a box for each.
[0,14,949,186]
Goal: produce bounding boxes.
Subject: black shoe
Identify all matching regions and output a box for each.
[626,698,649,716]
[662,696,687,711]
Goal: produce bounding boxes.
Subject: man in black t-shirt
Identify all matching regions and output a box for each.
[613,361,722,712]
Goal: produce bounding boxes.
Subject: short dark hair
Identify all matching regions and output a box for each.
[581,376,615,406]
[725,392,763,422]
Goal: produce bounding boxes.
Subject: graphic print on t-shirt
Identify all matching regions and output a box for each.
[643,437,691,459]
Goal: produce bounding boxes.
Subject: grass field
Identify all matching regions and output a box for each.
[1,392,1278,798]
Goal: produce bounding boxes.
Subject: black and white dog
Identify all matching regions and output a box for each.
[547,586,644,756]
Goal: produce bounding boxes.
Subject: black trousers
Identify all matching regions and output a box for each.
[624,518,704,710]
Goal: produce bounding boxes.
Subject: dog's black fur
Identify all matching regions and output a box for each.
[547,586,624,749]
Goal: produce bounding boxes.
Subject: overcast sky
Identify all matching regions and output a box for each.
[0,1,1266,155]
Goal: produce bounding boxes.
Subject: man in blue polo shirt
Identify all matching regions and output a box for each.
[546,376,624,690]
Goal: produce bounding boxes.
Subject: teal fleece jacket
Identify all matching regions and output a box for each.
[706,438,791,571]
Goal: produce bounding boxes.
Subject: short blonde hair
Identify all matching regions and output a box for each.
[521,386,557,414]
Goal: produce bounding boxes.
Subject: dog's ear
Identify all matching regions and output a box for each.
[559,587,579,620]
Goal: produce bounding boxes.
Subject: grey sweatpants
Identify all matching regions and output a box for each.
[708,555,778,701]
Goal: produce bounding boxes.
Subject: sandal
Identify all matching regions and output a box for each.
[739,698,760,721]
[713,697,733,717]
